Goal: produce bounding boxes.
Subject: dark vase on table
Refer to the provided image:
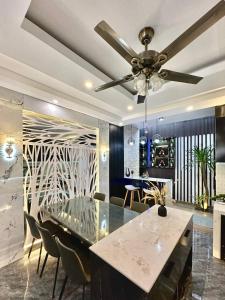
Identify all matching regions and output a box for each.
[125,168,130,177]
[158,204,167,217]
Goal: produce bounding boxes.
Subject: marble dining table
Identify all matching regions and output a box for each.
[41,196,139,245]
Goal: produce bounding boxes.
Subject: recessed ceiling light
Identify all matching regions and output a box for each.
[52,99,58,104]
[159,117,164,121]
[119,122,123,126]
[84,80,93,89]
[186,105,194,111]
[127,105,133,111]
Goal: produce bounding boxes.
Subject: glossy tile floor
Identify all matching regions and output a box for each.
[187,226,225,300]
[0,226,224,299]
[0,249,90,300]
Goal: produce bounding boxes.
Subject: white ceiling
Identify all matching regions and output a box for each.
[0,0,224,125]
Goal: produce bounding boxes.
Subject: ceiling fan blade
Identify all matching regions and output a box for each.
[160,0,225,64]
[137,95,146,104]
[159,69,203,84]
[95,20,138,64]
[95,74,134,92]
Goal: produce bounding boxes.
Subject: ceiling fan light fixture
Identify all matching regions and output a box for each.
[133,73,147,96]
[150,73,165,92]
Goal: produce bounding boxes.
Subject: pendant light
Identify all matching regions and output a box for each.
[152,117,162,144]
[128,124,135,146]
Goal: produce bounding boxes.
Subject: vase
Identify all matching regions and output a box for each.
[158,205,167,217]
[125,168,130,177]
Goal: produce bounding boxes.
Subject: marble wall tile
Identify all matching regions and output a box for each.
[124,125,139,177]
[0,99,23,269]
[98,120,109,201]
[216,162,225,194]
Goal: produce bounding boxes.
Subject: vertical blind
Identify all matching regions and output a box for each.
[175,133,215,205]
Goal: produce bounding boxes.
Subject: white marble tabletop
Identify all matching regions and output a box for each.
[124,176,172,183]
[90,205,193,293]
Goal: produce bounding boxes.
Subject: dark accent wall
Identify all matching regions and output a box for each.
[216,105,225,162]
[109,124,124,197]
[141,116,215,182]
[141,116,215,202]
[145,116,215,139]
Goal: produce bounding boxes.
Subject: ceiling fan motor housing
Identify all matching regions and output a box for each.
[138,27,155,46]
[132,50,160,77]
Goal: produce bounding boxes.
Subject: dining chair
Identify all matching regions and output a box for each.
[24,211,59,273]
[93,192,106,201]
[36,222,62,299]
[110,196,125,207]
[55,237,91,300]
[131,202,149,213]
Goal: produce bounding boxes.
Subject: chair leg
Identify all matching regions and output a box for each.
[137,190,141,202]
[124,190,128,207]
[144,195,147,205]
[130,191,133,209]
[59,276,68,300]
[28,237,35,259]
[36,242,42,274]
[52,257,60,299]
[40,253,48,278]
[82,284,85,300]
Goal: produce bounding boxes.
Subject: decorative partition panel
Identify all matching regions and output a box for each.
[23,111,97,217]
[175,133,215,205]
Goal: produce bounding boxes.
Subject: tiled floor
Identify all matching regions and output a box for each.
[0,250,90,300]
[190,226,225,300]
[0,224,225,299]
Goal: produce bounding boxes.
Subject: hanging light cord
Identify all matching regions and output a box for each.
[145,80,149,127]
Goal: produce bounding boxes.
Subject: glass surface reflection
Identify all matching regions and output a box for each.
[42,197,139,245]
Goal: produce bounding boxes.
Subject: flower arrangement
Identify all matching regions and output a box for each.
[145,181,168,205]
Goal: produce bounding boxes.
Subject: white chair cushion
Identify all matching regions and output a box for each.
[125,185,140,191]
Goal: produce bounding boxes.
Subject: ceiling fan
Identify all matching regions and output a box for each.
[94,0,225,104]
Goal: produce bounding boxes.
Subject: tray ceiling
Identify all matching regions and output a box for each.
[0,0,224,125]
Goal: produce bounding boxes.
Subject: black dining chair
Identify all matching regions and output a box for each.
[93,192,106,201]
[110,196,125,207]
[24,211,59,273]
[131,202,149,213]
[36,222,62,299]
[55,237,91,300]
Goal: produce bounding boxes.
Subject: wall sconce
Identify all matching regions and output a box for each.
[4,137,16,159]
[101,146,109,162]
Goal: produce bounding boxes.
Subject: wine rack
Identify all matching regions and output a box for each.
[151,138,175,169]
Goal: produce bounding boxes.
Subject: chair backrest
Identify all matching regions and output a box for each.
[93,192,106,201]
[110,196,124,207]
[131,202,149,213]
[24,211,40,239]
[36,222,59,258]
[55,237,89,284]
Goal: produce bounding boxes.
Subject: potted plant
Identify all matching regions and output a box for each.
[189,146,215,211]
[146,181,168,216]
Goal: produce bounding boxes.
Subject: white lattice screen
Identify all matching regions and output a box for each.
[175,133,215,204]
[23,111,98,217]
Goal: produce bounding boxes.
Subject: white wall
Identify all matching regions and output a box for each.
[124,125,139,178]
